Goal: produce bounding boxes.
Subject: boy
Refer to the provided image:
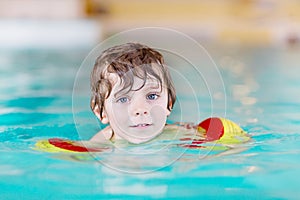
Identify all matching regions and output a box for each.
[89,43,177,144]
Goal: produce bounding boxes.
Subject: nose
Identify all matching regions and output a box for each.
[130,100,149,117]
[134,109,148,116]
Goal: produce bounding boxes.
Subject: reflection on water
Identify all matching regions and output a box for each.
[219,53,260,124]
[212,46,300,128]
[0,49,88,100]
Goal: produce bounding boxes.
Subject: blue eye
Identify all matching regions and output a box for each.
[147,93,159,100]
[117,97,129,103]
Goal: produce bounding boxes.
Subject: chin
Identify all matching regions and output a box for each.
[119,129,164,144]
[126,136,156,144]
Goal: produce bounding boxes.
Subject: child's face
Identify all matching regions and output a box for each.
[101,73,171,144]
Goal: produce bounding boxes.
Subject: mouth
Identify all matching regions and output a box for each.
[130,123,152,128]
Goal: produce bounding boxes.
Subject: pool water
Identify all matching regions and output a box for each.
[1,46,300,199]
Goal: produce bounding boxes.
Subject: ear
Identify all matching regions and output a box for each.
[166,108,171,116]
[93,105,109,124]
[167,98,173,116]
[101,109,109,124]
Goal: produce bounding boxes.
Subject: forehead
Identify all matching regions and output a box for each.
[110,73,161,91]
[106,62,163,84]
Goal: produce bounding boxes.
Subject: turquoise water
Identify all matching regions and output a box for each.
[1,46,300,199]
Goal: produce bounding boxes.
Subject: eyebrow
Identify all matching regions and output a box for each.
[113,82,161,98]
[145,83,160,89]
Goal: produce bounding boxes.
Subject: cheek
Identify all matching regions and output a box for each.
[152,96,169,114]
[150,105,168,121]
[107,104,129,122]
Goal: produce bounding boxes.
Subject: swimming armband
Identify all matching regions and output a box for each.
[34,117,249,153]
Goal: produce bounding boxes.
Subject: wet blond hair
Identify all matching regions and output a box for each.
[90,42,176,120]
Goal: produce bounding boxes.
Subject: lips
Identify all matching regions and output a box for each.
[130,123,152,128]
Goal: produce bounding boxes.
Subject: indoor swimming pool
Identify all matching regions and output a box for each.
[1,44,300,199]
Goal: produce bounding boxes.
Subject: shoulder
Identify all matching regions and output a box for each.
[90,126,113,142]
